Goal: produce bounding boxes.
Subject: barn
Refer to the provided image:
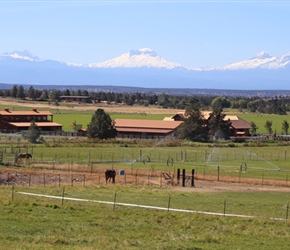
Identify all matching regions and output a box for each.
[0,108,63,133]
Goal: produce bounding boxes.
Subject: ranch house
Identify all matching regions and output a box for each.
[0,108,63,133]
[225,115,252,137]
[114,119,183,139]
[165,111,252,137]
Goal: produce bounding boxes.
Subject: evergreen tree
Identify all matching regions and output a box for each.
[16,85,25,99]
[282,120,289,135]
[11,85,18,98]
[250,121,258,135]
[264,120,273,135]
[207,108,232,140]
[24,120,41,143]
[86,109,117,139]
[27,86,36,100]
[178,104,208,142]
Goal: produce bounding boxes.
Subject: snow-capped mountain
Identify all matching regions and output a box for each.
[1,48,290,90]
[86,48,184,69]
[0,50,42,61]
[220,51,290,70]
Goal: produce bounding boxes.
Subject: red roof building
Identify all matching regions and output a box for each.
[0,108,62,133]
[114,119,183,138]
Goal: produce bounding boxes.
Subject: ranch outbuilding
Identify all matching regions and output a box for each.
[0,108,63,133]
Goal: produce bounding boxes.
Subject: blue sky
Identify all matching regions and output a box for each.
[1,1,290,68]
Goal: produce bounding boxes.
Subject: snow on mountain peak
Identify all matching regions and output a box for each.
[220,51,285,70]
[1,50,41,61]
[88,48,183,69]
[251,50,271,60]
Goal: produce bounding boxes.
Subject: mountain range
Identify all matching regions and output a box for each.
[1,48,290,90]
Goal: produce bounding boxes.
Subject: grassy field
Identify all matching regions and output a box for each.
[1,138,290,185]
[238,113,290,135]
[53,110,290,134]
[1,185,290,250]
[2,99,290,133]
[1,100,290,249]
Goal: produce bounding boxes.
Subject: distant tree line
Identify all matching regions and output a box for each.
[1,84,290,114]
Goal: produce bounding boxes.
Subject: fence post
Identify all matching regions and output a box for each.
[113,191,117,212]
[217,166,220,181]
[11,184,14,202]
[191,169,195,187]
[62,187,65,206]
[167,194,171,212]
[177,168,180,184]
[135,171,138,186]
[83,174,85,187]
[182,169,185,187]
[286,202,289,222]
[224,198,227,217]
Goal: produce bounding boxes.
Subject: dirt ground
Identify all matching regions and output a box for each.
[0,99,184,114]
[1,165,290,193]
[0,99,287,193]
[191,179,290,193]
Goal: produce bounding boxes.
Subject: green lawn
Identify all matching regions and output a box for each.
[238,113,290,134]
[1,185,290,250]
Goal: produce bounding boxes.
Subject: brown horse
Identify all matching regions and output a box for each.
[16,153,32,162]
[105,169,116,184]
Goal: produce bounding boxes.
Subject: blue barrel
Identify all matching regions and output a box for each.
[119,170,125,175]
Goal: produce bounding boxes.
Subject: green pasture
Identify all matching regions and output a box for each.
[2,138,290,182]
[1,185,290,249]
[2,100,290,133]
[238,113,290,134]
[53,112,290,133]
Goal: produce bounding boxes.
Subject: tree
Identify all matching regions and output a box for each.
[11,85,18,98]
[282,120,289,135]
[178,104,208,142]
[207,108,232,140]
[27,86,36,100]
[24,120,41,143]
[16,85,25,99]
[264,120,273,135]
[87,109,117,139]
[211,97,231,110]
[250,121,257,135]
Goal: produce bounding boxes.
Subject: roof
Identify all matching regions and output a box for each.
[116,128,173,134]
[7,122,62,128]
[0,109,53,116]
[230,118,251,129]
[114,119,183,130]
[163,117,174,121]
[60,96,90,99]
[224,115,239,121]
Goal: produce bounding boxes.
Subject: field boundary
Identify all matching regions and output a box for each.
[17,191,286,221]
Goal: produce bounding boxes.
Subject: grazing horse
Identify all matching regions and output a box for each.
[16,153,32,162]
[105,169,116,184]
